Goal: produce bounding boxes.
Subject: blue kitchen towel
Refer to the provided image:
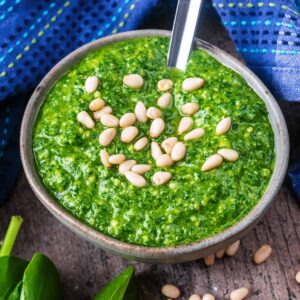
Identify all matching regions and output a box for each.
[289,150,300,198]
[0,0,300,203]
[213,0,300,102]
[0,0,165,203]
[212,1,300,198]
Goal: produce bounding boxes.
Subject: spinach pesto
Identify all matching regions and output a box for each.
[33,37,275,247]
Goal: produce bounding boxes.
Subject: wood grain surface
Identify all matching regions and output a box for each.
[1,8,300,300]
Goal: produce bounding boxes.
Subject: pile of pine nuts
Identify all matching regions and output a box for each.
[203,241,274,268]
[161,282,250,300]
[77,74,240,188]
[161,283,250,300]
[162,241,300,299]
[160,241,300,299]
[161,242,299,300]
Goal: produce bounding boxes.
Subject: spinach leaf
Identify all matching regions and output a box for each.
[0,256,27,299]
[93,266,138,300]
[7,281,22,300]
[0,217,62,300]
[0,216,23,258]
[19,253,62,300]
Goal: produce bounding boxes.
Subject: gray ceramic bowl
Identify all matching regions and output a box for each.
[20,30,289,263]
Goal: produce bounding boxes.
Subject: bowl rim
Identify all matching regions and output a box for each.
[20,29,289,263]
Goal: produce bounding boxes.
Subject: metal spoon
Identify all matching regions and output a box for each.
[167,0,204,70]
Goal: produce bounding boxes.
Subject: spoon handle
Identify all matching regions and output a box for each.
[167,0,203,70]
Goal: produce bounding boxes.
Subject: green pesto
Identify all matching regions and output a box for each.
[32,37,275,247]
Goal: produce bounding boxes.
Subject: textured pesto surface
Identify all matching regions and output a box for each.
[32,37,275,247]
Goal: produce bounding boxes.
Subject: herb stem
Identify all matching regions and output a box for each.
[0,215,23,257]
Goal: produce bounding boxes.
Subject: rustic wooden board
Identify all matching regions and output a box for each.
[1,11,300,300]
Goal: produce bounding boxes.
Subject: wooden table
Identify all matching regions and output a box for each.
[1,10,300,300]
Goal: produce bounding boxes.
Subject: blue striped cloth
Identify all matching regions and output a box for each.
[0,0,163,203]
[213,0,300,198]
[213,0,300,102]
[0,0,299,203]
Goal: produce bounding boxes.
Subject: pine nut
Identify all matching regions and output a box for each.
[146,107,162,119]
[134,137,149,151]
[85,76,99,93]
[124,171,146,187]
[123,74,144,89]
[181,102,200,115]
[135,101,148,123]
[215,249,226,259]
[178,117,193,134]
[156,154,174,167]
[204,254,215,266]
[230,288,249,300]
[296,271,300,283]
[218,148,239,162]
[99,128,116,146]
[150,118,165,138]
[119,160,136,175]
[226,240,240,256]
[202,294,215,300]
[131,164,152,174]
[171,142,186,161]
[77,111,95,129]
[157,92,172,108]
[184,128,205,141]
[151,142,163,160]
[216,117,231,135]
[161,284,180,299]
[201,154,223,172]
[189,294,201,300]
[120,112,136,128]
[100,114,119,127]
[254,244,272,264]
[157,79,173,92]
[152,171,172,186]
[121,126,138,143]
[108,154,126,165]
[100,150,111,168]
[93,106,112,120]
[161,137,178,154]
[182,77,204,91]
[89,98,105,111]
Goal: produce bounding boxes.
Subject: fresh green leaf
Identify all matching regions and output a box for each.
[0,256,28,299]
[120,269,138,300]
[93,266,138,300]
[0,216,23,257]
[7,281,22,300]
[19,253,62,300]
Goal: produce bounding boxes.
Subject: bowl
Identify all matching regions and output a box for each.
[20,30,289,263]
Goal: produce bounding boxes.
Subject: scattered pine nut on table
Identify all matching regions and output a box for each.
[230,287,249,300]
[189,294,201,300]
[296,271,300,284]
[202,294,215,300]
[226,240,241,256]
[204,254,215,266]
[161,284,181,299]
[254,244,272,264]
